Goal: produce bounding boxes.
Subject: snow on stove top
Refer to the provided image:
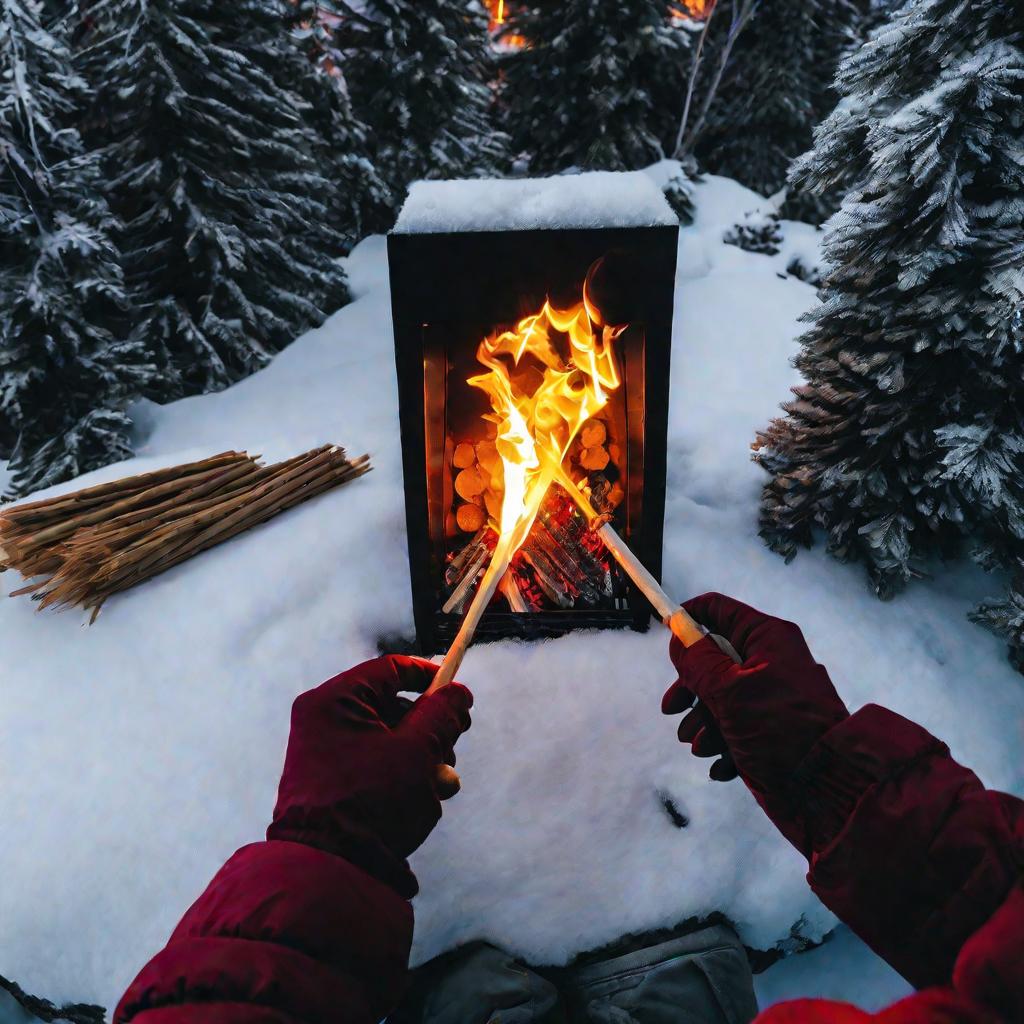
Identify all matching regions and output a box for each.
[392,171,678,234]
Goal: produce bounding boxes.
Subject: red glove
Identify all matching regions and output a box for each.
[662,593,848,848]
[267,655,473,898]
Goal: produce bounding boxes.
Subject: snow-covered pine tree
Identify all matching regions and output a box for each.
[284,2,390,250]
[83,0,356,402]
[502,0,689,174]
[754,1,1024,665]
[1,0,154,497]
[696,0,860,217]
[290,0,345,76]
[336,0,506,213]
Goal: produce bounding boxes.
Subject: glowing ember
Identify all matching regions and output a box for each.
[468,285,624,574]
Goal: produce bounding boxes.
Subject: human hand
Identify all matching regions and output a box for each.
[267,655,473,897]
[662,594,847,817]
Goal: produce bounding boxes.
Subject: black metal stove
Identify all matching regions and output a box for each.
[389,221,678,655]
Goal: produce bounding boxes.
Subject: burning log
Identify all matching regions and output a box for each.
[442,544,489,615]
[456,503,486,533]
[530,522,600,605]
[499,572,529,613]
[538,504,613,598]
[428,261,628,691]
[578,445,610,472]
[521,543,575,608]
[0,445,371,620]
[454,467,487,502]
[580,420,607,449]
[445,528,490,586]
[452,442,477,469]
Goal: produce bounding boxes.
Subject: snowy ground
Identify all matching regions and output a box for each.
[1,175,1021,1017]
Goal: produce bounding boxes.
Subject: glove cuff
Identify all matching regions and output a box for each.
[788,704,948,857]
[267,813,419,899]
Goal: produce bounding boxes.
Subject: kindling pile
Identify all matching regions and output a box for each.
[0,446,370,621]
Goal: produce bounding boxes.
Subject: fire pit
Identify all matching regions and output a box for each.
[389,173,679,653]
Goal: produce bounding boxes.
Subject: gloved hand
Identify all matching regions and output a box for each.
[267,655,473,898]
[662,593,848,841]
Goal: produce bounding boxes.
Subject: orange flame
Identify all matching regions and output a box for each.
[671,0,716,19]
[468,287,623,564]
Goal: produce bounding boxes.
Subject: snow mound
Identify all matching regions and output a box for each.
[393,171,677,234]
[0,176,1021,1013]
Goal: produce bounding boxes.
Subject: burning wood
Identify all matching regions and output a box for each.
[442,541,491,615]
[436,250,640,640]
[429,262,634,689]
[0,445,370,620]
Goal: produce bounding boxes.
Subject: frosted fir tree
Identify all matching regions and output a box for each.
[0,0,154,497]
[502,0,689,174]
[290,0,345,76]
[84,0,357,401]
[336,0,506,210]
[754,0,1024,665]
[696,0,861,217]
[284,3,391,249]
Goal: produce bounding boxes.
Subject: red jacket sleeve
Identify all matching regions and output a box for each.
[757,703,1024,1021]
[113,839,413,1024]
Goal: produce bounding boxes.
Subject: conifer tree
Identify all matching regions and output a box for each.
[85,0,359,401]
[285,2,390,249]
[337,0,506,213]
[1,0,152,496]
[754,0,1024,666]
[696,0,860,215]
[502,0,689,174]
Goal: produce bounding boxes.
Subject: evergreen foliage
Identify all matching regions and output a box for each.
[754,0,1024,666]
[502,0,689,174]
[285,2,390,249]
[84,0,359,403]
[662,165,697,226]
[696,0,860,219]
[1,0,152,497]
[337,0,506,216]
[723,207,782,255]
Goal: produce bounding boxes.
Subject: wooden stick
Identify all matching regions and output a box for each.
[2,445,370,616]
[427,538,516,694]
[423,455,740,700]
[593,519,705,645]
[8,461,259,553]
[547,464,723,651]
[0,452,249,523]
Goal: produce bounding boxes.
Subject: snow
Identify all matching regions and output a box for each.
[0,990,37,1024]
[641,157,690,191]
[754,927,912,1012]
[393,170,677,234]
[1,175,1022,1014]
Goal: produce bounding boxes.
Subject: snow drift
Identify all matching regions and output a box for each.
[0,176,1021,1013]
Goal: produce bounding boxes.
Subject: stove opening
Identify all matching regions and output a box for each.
[390,220,677,653]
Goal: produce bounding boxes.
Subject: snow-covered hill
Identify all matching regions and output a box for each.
[1,176,1021,1015]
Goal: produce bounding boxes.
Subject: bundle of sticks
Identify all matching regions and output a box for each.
[0,445,370,620]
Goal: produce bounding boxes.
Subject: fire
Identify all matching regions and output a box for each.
[671,0,716,19]
[468,286,623,568]
[484,0,508,28]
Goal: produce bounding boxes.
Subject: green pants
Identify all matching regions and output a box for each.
[393,923,759,1024]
